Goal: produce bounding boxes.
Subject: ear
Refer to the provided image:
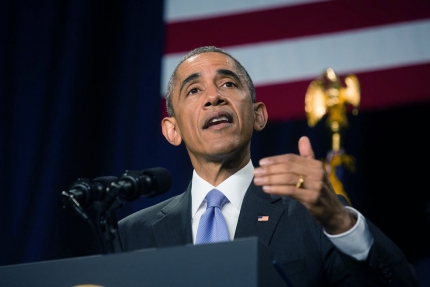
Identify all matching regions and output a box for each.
[161,117,182,146]
[253,102,268,131]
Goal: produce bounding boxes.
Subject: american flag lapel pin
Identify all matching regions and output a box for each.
[258,215,269,222]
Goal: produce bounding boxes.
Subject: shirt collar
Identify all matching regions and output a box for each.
[191,160,254,218]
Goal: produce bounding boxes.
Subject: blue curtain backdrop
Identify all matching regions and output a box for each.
[1,0,430,276]
[0,0,171,264]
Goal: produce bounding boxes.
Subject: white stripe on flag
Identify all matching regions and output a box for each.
[164,0,328,23]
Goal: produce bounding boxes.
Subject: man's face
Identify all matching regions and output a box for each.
[163,52,265,162]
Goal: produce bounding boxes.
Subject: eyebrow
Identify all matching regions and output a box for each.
[179,72,200,95]
[217,69,242,85]
[179,69,242,95]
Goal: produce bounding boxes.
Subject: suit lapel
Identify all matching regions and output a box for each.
[152,183,193,247]
[234,182,285,247]
[151,181,285,248]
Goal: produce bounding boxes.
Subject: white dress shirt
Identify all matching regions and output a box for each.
[191,160,373,261]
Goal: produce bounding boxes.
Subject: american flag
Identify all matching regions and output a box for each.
[258,215,270,222]
[161,0,430,121]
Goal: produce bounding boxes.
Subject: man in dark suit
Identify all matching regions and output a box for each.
[114,46,420,286]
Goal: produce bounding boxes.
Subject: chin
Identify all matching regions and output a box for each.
[206,141,249,161]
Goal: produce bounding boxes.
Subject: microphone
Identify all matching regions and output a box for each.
[60,167,172,254]
[61,167,172,211]
[114,167,172,201]
[95,167,172,213]
[61,176,118,209]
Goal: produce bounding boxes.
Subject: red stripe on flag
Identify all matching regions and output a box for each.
[165,0,430,54]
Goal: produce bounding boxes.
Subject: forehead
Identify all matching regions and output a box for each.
[176,52,238,82]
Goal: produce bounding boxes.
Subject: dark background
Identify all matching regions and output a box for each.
[1,0,429,284]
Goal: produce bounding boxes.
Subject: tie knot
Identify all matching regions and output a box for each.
[206,189,229,209]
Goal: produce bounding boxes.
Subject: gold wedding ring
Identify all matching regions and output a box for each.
[296,175,305,189]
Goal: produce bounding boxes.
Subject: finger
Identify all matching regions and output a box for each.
[255,156,323,177]
[298,136,314,159]
[258,153,317,167]
[254,173,321,190]
[253,173,298,186]
[260,184,319,204]
[254,163,324,183]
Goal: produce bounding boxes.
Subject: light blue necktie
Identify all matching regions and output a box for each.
[195,189,230,244]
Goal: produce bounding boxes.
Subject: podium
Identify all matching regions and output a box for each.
[0,237,292,287]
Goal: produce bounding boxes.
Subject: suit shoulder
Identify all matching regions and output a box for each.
[118,192,184,226]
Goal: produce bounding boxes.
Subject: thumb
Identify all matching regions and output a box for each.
[298,136,315,159]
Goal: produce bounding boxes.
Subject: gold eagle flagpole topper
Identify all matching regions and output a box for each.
[305,68,360,204]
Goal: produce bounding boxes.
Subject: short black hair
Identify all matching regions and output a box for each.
[165,46,256,117]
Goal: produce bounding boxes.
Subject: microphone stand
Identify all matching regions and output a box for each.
[61,168,172,254]
[90,181,129,254]
[93,208,118,254]
[61,184,124,254]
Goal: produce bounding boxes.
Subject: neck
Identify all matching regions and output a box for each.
[189,150,251,187]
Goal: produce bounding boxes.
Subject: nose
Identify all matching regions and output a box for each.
[204,89,225,107]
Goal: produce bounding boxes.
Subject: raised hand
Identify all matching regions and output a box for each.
[253,136,356,234]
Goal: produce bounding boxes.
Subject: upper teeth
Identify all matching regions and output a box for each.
[210,116,228,123]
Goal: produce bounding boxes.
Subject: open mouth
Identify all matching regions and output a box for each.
[203,113,232,129]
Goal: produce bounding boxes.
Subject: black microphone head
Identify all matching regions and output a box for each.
[140,167,172,197]
[115,167,172,201]
[62,176,119,209]
[92,175,118,201]
[92,176,118,186]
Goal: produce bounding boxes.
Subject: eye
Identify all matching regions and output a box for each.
[187,87,200,95]
[223,81,237,88]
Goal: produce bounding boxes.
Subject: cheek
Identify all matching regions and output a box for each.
[176,113,199,137]
[239,106,258,134]
[178,97,201,113]
[238,101,256,120]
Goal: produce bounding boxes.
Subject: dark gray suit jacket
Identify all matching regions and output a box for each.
[114,182,420,286]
